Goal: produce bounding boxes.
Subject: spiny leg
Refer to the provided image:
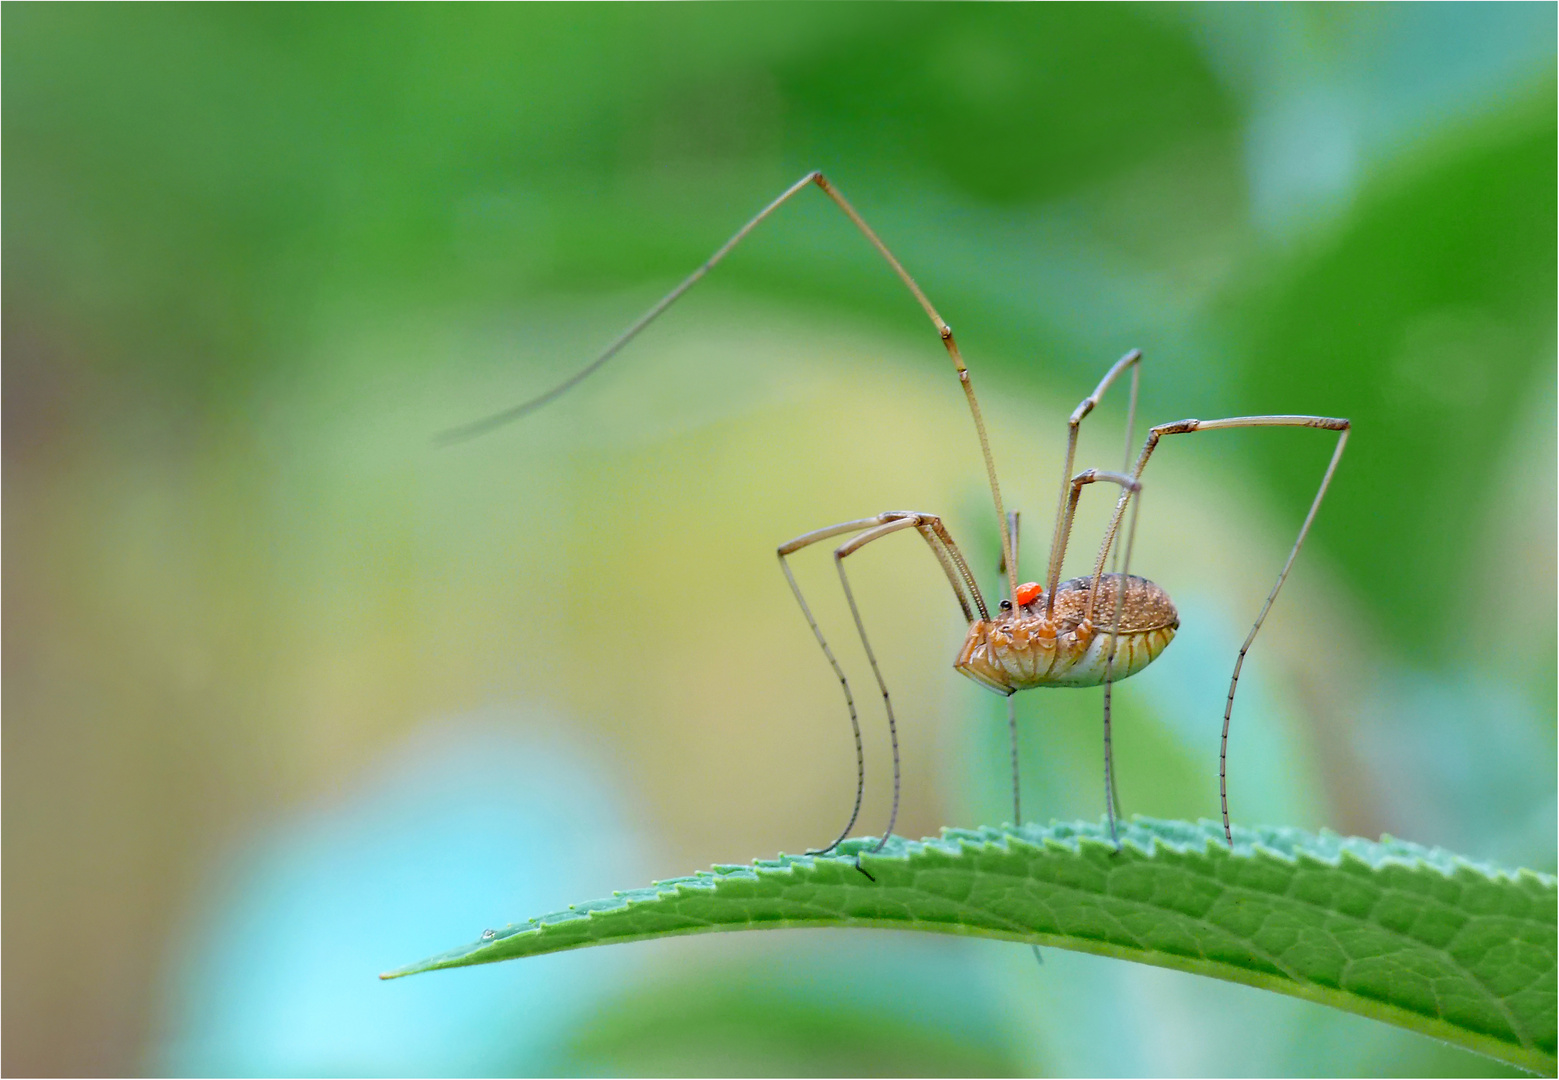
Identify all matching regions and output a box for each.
[778,512,985,867]
[1086,416,1351,845]
[442,171,1019,606]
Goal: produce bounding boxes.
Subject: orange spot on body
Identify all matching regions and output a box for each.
[1015,581,1042,606]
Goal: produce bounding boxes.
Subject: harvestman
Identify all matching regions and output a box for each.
[443,172,1350,866]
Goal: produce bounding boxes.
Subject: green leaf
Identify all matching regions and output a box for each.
[383,818,1557,1075]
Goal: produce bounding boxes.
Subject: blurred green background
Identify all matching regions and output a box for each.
[4,4,1554,1076]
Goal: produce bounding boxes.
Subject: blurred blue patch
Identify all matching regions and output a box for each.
[153,711,654,1076]
[1358,671,1557,870]
[1128,593,1322,829]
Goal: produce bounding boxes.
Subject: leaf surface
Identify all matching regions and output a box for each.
[384,818,1557,1074]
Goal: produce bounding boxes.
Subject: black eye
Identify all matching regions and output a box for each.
[999,599,1012,611]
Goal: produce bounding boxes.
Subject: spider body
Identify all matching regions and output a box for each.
[956,573,1179,693]
[449,170,1349,853]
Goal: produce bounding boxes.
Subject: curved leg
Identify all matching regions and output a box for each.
[443,172,1018,605]
[1044,350,1143,604]
[777,512,984,868]
[777,543,869,859]
[1086,416,1351,845]
[1042,352,1144,847]
[1050,467,1142,622]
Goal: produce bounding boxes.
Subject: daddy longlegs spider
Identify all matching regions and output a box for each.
[443,171,1349,870]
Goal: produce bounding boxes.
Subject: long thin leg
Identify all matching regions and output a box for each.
[780,517,923,858]
[831,514,978,864]
[1086,416,1351,844]
[777,550,868,858]
[778,511,983,861]
[781,514,987,620]
[918,517,991,623]
[1005,512,1044,967]
[1042,356,1142,833]
[1102,362,1138,828]
[1009,691,1044,968]
[1101,679,1118,829]
[1004,510,1022,828]
[1007,693,1022,827]
[998,509,1019,579]
[1102,683,1125,823]
[442,172,1019,606]
[1052,468,1144,845]
[1053,468,1141,592]
[1120,362,1141,482]
[1045,350,1142,616]
[1100,490,1143,847]
[831,553,896,877]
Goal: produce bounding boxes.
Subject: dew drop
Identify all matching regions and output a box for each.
[480,929,496,940]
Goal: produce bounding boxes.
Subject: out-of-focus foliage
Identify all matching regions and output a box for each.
[4,5,1553,1077]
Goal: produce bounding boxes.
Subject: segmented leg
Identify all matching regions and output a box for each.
[778,512,986,869]
[1099,484,1144,848]
[1054,468,1143,845]
[1003,510,1023,829]
[999,509,1046,967]
[1007,687,1045,967]
[1044,349,1142,610]
[1087,416,1351,845]
[1039,353,1143,849]
[441,171,1019,606]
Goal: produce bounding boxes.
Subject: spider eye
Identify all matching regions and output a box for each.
[999,599,1012,611]
[1015,581,1042,606]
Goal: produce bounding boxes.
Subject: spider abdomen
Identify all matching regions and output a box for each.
[955,573,1179,693]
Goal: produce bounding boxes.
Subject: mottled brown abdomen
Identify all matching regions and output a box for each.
[955,573,1179,693]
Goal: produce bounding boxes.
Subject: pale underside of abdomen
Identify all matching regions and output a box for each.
[987,623,1178,689]
[954,574,1179,693]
